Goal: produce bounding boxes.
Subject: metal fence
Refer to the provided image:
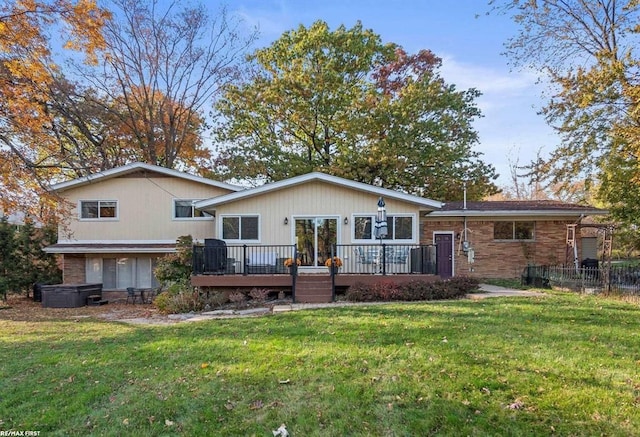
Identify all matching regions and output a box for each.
[332,244,437,275]
[193,242,437,276]
[522,264,640,296]
[193,244,296,275]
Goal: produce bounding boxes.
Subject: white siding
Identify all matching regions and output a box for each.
[60,174,234,242]
[215,181,420,245]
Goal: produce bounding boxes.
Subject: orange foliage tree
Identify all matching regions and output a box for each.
[0,0,110,218]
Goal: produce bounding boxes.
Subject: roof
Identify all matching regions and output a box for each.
[48,162,242,193]
[428,200,608,218]
[194,172,443,210]
[43,242,177,254]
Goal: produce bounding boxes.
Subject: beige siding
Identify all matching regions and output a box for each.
[60,174,233,242]
[215,181,421,245]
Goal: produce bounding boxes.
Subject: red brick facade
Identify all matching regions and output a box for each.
[421,218,582,279]
[62,254,86,284]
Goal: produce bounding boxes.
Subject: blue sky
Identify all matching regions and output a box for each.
[228,0,557,188]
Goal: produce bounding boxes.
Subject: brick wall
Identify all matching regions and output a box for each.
[62,254,86,284]
[422,218,578,279]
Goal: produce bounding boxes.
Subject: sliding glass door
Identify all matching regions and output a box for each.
[294,217,338,267]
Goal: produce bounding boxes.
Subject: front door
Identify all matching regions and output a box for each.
[434,233,453,278]
[295,217,338,268]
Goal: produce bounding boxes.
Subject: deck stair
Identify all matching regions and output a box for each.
[87,294,109,306]
[295,275,333,303]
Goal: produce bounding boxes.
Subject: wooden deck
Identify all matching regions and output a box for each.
[191,273,439,303]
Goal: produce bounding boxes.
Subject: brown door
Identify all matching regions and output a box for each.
[434,233,453,278]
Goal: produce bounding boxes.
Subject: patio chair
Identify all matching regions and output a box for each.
[354,247,378,273]
[246,252,277,274]
[126,287,138,304]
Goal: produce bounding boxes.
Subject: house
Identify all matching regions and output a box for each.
[45,163,608,302]
[44,162,241,298]
[422,200,608,279]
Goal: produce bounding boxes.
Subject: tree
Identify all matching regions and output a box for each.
[491,1,640,221]
[0,0,111,216]
[1,0,256,221]
[0,216,17,300]
[212,21,498,200]
[0,216,61,300]
[77,0,256,171]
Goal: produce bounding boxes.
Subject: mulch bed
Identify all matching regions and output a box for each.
[0,295,162,323]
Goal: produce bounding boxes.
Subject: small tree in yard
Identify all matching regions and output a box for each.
[0,217,18,301]
[153,235,204,313]
[0,216,61,301]
[154,235,193,289]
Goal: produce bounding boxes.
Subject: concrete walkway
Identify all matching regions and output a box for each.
[470,283,547,300]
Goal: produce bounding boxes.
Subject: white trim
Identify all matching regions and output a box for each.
[49,161,242,192]
[428,209,606,218]
[78,199,119,221]
[172,198,214,221]
[292,215,340,269]
[351,213,417,243]
[44,246,175,254]
[195,172,442,210]
[219,214,261,243]
[56,239,177,244]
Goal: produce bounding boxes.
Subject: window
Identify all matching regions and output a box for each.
[173,200,212,219]
[353,215,414,241]
[222,215,259,241]
[80,200,117,219]
[494,221,535,240]
[86,257,159,290]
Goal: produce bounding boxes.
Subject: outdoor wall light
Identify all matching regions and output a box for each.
[284,217,288,225]
[344,217,348,225]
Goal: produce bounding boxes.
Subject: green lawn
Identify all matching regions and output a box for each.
[1,292,640,436]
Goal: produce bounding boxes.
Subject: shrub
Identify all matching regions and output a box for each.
[399,280,435,301]
[154,289,205,314]
[248,287,271,303]
[345,276,480,303]
[344,282,378,302]
[371,281,402,301]
[228,291,247,308]
[154,235,193,285]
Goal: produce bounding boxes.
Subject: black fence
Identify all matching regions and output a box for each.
[332,244,437,275]
[522,263,640,296]
[193,241,297,275]
[193,242,437,276]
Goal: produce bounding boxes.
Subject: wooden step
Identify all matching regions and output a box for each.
[87,295,108,306]
[295,276,333,303]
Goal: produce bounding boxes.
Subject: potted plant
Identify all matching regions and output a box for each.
[324,256,343,274]
[284,257,301,275]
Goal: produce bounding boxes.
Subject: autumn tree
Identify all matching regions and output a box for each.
[0,0,110,217]
[491,1,640,222]
[212,21,498,200]
[75,0,256,171]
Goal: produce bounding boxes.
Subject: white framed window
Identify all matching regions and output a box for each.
[86,257,159,290]
[173,199,212,220]
[79,200,117,220]
[353,214,415,241]
[221,215,259,241]
[494,221,535,241]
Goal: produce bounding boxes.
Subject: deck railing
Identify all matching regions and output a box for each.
[193,244,297,275]
[193,243,437,276]
[330,244,437,275]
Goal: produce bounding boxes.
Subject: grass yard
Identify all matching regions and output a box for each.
[1,292,640,436]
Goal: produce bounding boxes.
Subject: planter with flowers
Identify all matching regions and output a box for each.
[324,256,343,275]
[284,257,301,276]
